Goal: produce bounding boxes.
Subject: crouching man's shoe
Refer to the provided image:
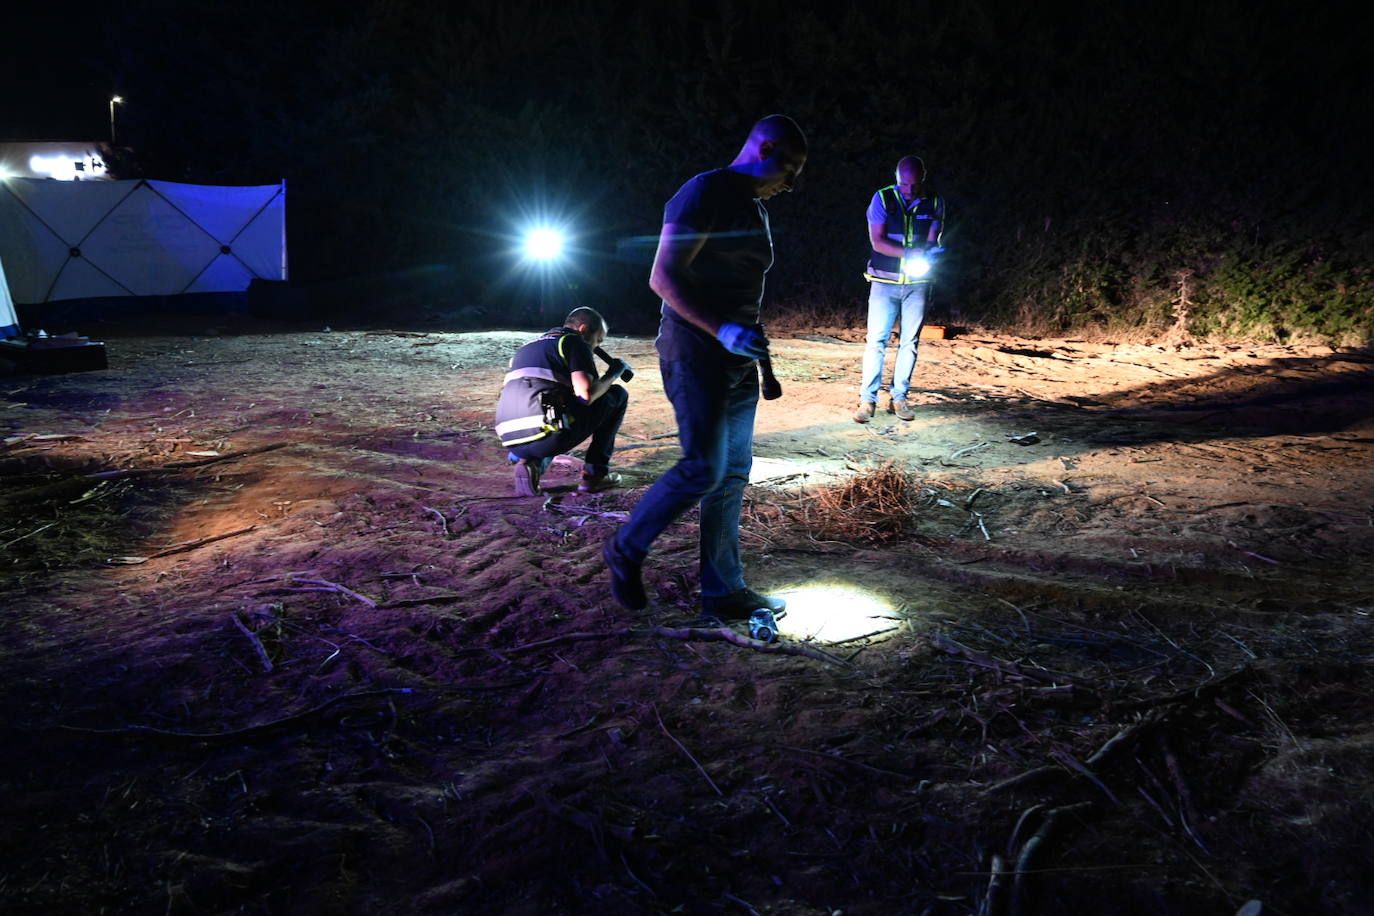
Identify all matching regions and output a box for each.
[579,471,623,493]
[513,459,541,497]
[701,588,787,621]
[891,399,915,421]
[603,536,647,610]
[853,401,876,424]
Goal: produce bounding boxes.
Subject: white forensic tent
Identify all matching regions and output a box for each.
[1,253,18,337]
[0,178,285,306]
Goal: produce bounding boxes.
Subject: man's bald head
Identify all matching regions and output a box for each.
[895,156,927,197]
[896,156,926,181]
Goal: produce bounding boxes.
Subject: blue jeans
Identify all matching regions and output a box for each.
[860,281,928,403]
[613,358,757,598]
[509,384,628,477]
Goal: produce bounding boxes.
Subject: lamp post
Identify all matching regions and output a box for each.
[109,96,123,146]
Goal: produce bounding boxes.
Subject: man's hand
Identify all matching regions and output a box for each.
[602,358,632,382]
[716,322,769,359]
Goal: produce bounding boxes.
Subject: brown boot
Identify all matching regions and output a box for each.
[892,399,915,421]
[853,401,876,424]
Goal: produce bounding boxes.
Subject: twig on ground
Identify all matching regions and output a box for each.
[1,522,57,548]
[945,441,991,464]
[55,688,414,744]
[756,741,914,781]
[88,442,290,478]
[231,611,274,672]
[499,625,851,666]
[1008,802,1093,916]
[654,703,722,797]
[249,574,378,609]
[422,505,451,537]
[927,632,1066,685]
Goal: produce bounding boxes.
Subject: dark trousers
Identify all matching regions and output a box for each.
[613,358,757,597]
[509,384,628,476]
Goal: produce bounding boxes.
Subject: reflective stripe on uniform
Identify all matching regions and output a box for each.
[504,366,571,387]
[495,414,550,438]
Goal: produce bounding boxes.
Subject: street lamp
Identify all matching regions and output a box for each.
[109,96,123,145]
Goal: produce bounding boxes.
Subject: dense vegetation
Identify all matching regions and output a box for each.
[103,0,1371,342]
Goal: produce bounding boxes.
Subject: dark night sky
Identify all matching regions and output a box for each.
[3,1,1369,319]
[1,10,111,140]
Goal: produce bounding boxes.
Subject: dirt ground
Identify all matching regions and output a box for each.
[3,322,1372,915]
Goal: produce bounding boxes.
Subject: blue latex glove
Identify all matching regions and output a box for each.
[716,322,769,359]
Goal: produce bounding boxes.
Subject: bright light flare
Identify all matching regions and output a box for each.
[523,227,566,261]
[901,254,931,279]
[772,583,901,644]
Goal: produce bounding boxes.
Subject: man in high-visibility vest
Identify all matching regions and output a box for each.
[855,155,944,423]
[494,307,629,496]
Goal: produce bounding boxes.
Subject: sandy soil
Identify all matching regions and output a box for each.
[2,324,1372,915]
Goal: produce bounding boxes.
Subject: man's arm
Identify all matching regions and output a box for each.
[570,369,620,405]
[868,222,906,258]
[648,222,716,336]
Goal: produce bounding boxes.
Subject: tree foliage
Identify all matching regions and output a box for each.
[103,0,1372,340]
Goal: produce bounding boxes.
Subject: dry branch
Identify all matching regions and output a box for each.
[654,703,723,796]
[501,625,850,666]
[54,688,414,744]
[231,611,274,672]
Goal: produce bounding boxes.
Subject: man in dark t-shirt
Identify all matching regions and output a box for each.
[494,307,629,496]
[603,115,807,620]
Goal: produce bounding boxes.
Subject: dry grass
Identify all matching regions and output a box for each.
[802,461,922,543]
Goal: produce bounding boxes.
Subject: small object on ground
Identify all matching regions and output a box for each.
[514,459,541,496]
[602,537,647,610]
[891,399,915,421]
[702,587,787,621]
[749,609,780,643]
[918,325,947,340]
[579,471,623,493]
[1007,432,1040,445]
[853,401,876,424]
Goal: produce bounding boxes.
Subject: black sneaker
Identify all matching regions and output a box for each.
[579,471,623,493]
[701,588,787,621]
[602,536,647,610]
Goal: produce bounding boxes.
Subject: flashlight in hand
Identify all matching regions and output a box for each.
[752,325,782,400]
[595,347,634,382]
[901,245,945,280]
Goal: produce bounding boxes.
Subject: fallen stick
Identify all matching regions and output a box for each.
[1,522,57,549]
[756,741,914,781]
[249,574,378,609]
[1009,802,1093,916]
[945,441,991,464]
[927,632,1065,685]
[655,703,723,797]
[421,505,451,537]
[231,611,274,672]
[501,626,850,667]
[88,442,291,479]
[55,688,414,744]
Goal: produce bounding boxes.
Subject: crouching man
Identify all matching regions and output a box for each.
[494,307,629,496]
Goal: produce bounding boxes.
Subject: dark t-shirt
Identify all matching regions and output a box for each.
[509,327,597,382]
[656,168,774,364]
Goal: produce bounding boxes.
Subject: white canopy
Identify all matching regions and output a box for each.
[0,178,285,305]
[0,253,18,337]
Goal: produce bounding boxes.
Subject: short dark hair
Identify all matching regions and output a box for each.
[565,307,607,335]
[752,114,808,152]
